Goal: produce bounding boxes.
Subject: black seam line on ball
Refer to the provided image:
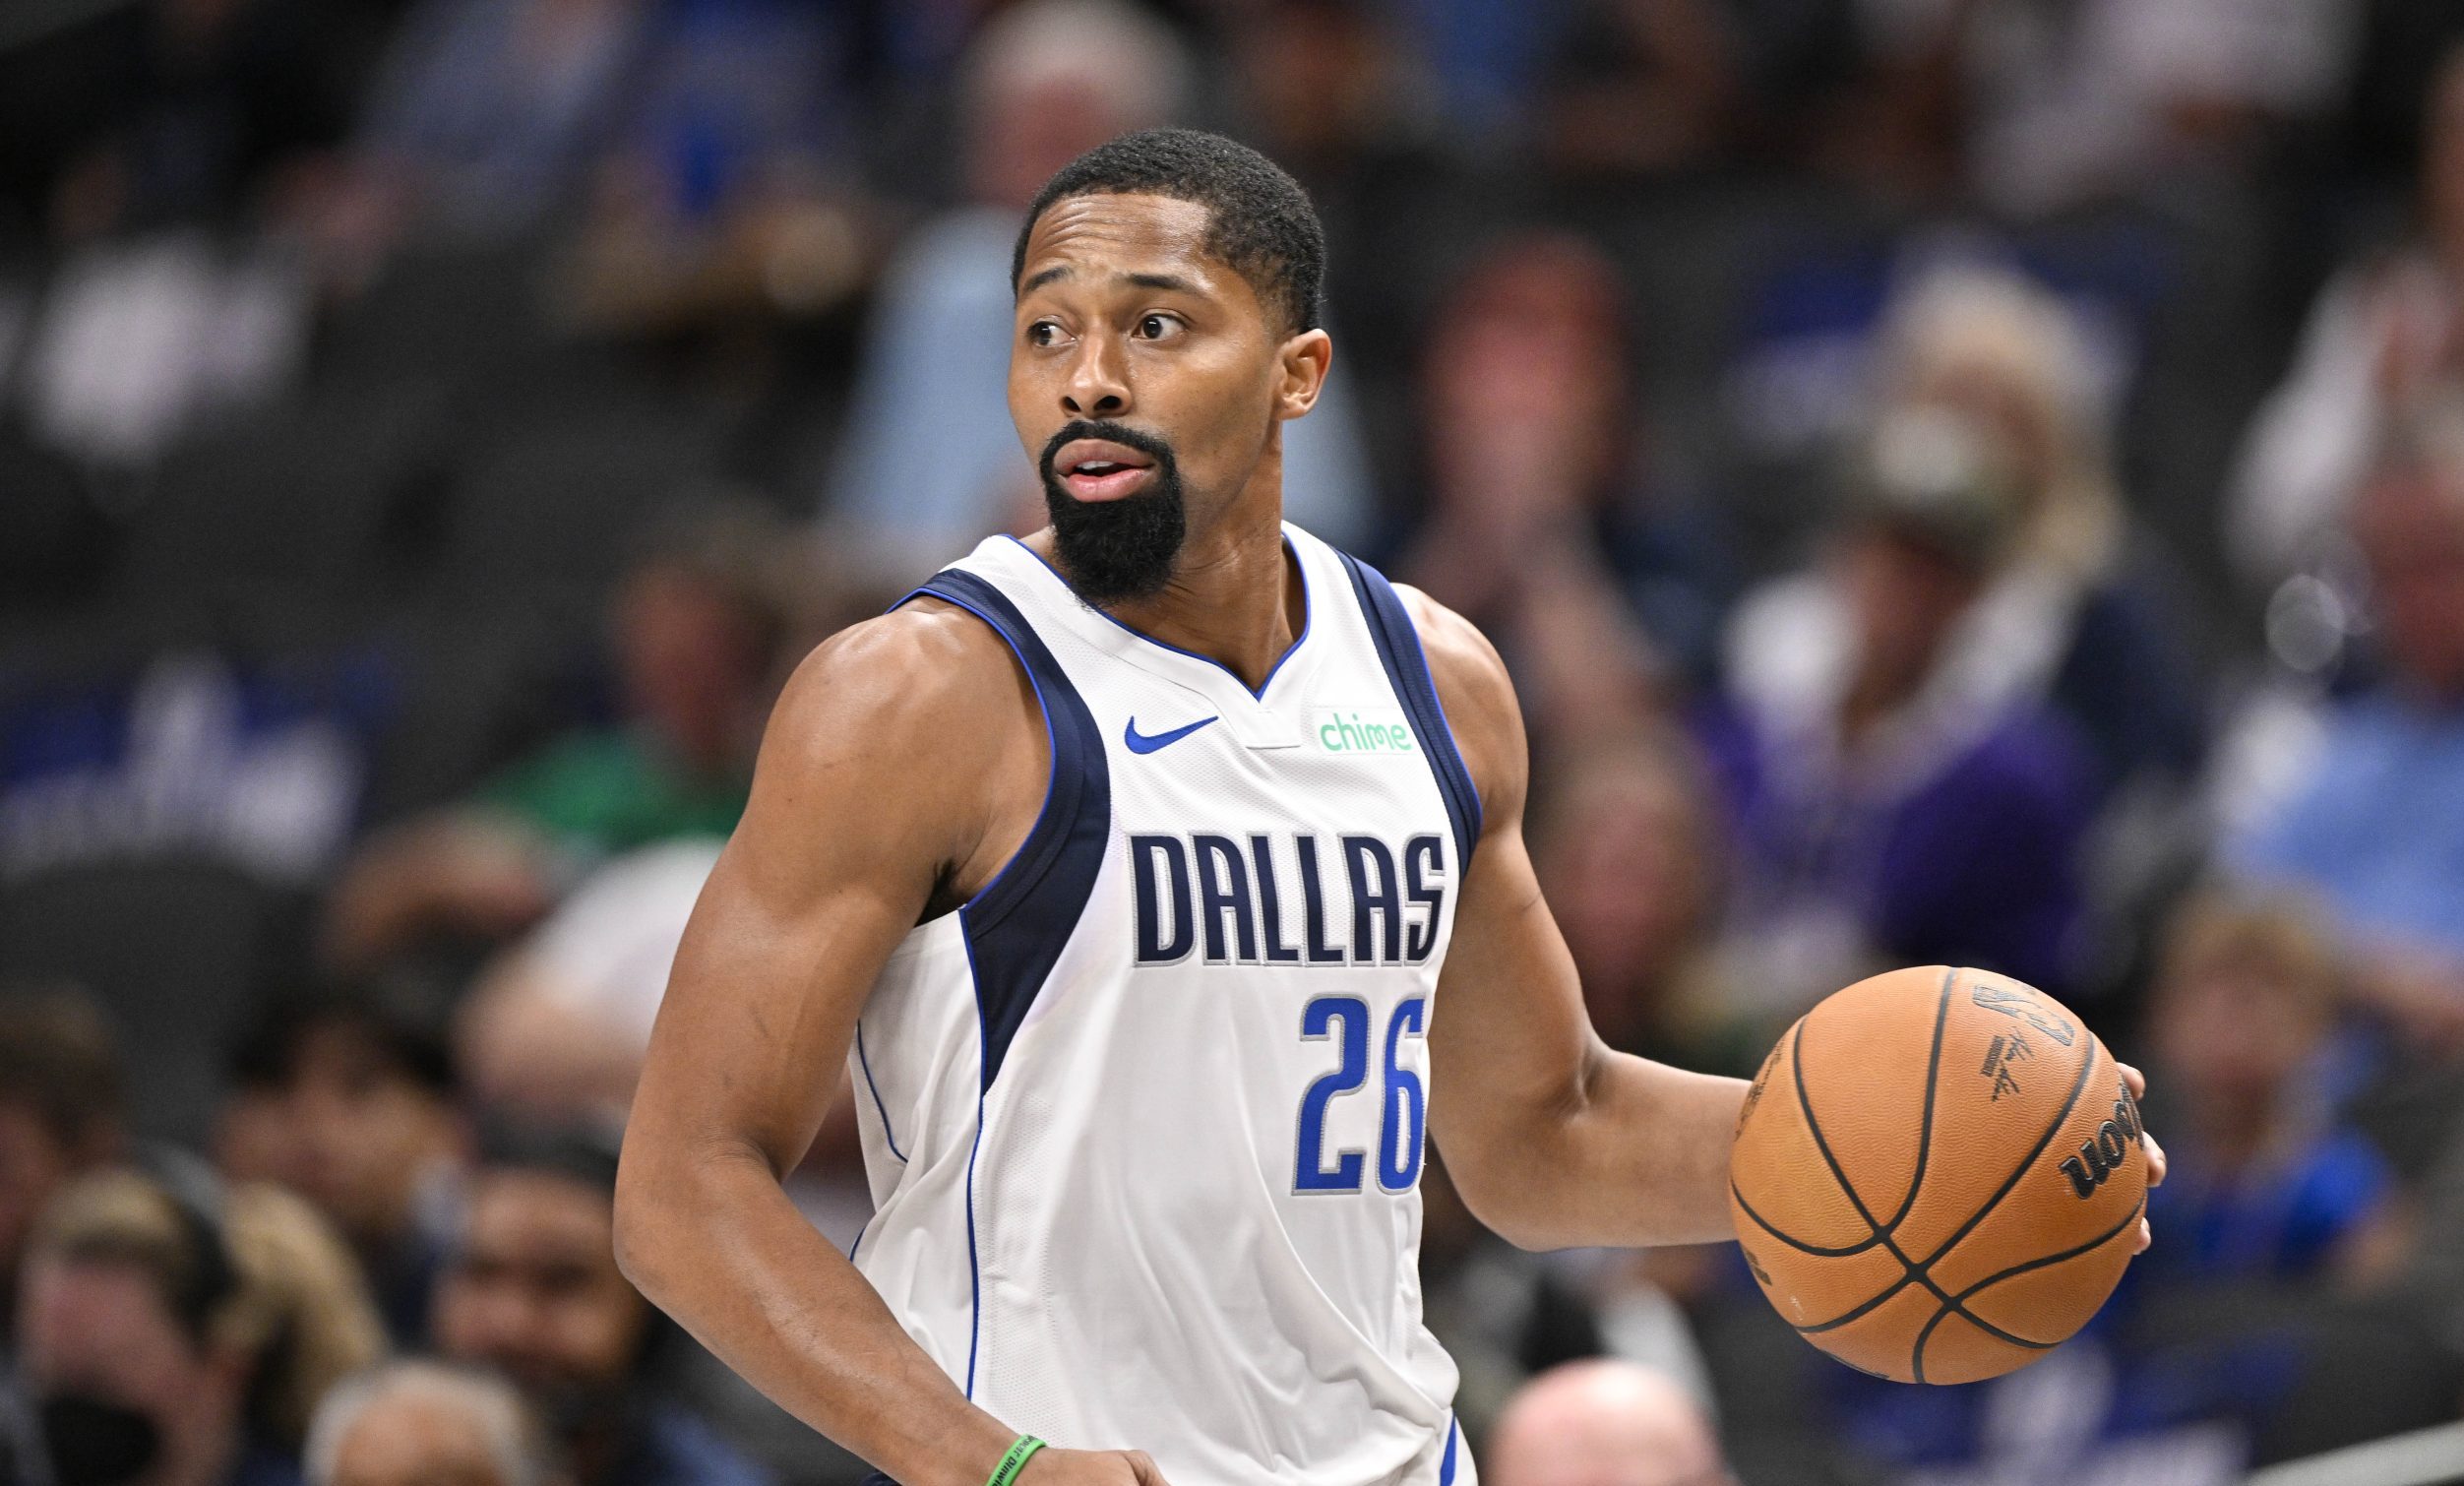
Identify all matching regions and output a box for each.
[1879,966,1958,1237]
[1949,1194,2145,1308]
[1732,1181,1891,1257]
[1904,1046,2112,1383]
[1911,1298,1948,1384]
[1794,1010,2095,1358]
[1791,1272,1918,1334]
[1784,971,1955,1336]
[1892,1198,2148,1380]
[1912,1027,2103,1271]
[1732,1025,1893,1258]
[1793,1198,2138,1350]
[1900,1202,2136,1386]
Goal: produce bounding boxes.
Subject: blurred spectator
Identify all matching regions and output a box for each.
[16,1159,387,1486]
[2230,406,2464,1045]
[306,1361,558,1486]
[1875,264,2206,804]
[1536,0,1752,180]
[1400,231,1734,732]
[0,1,395,465]
[1711,406,2096,1017]
[1220,0,1430,210]
[1858,0,2357,218]
[334,0,653,251]
[434,1124,770,1486]
[217,992,466,1347]
[2232,41,2464,588]
[458,867,881,1357]
[1214,0,1487,441]
[557,0,868,337]
[823,0,1374,573]
[454,838,719,1125]
[324,507,795,979]
[1485,1358,1731,1486]
[1529,730,1754,1076]
[2138,891,2404,1289]
[1383,0,1568,138]
[0,988,125,1350]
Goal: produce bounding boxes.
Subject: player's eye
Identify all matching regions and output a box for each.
[1135,313,1183,341]
[1026,321,1066,347]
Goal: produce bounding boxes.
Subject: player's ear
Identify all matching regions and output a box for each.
[1272,328,1332,422]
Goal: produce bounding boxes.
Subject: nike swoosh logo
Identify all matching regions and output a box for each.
[1123,715,1219,754]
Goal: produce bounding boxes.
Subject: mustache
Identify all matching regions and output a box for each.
[1038,419,1179,485]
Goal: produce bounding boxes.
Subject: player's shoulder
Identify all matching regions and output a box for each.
[761,596,1040,777]
[1385,583,1525,802]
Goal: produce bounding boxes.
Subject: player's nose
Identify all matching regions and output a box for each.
[1060,333,1131,418]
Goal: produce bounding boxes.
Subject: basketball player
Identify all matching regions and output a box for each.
[613,130,2161,1485]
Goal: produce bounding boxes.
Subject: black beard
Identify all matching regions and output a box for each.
[1039,419,1187,606]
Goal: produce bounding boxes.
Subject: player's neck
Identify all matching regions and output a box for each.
[1053,478,1300,693]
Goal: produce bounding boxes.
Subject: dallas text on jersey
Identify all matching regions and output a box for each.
[1130,832,1447,967]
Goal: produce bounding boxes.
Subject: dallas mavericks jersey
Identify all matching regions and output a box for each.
[847,525,1480,1485]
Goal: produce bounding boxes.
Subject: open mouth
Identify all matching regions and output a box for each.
[1055,438,1160,501]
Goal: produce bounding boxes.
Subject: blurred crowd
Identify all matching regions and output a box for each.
[5,0,2464,1483]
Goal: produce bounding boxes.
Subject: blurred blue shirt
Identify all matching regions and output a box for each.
[2142,1128,2392,1283]
[2236,693,2464,958]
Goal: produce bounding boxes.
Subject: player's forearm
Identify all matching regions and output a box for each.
[612,1140,1017,1486]
[1573,1053,1749,1247]
[1455,1050,1747,1251]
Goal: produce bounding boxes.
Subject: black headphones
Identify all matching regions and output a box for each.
[135,1146,240,1339]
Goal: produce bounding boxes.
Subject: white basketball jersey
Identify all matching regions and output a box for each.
[846,525,1479,1485]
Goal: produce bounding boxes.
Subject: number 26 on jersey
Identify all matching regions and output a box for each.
[1294,995,1428,1194]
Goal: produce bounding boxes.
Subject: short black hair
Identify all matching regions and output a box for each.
[228,984,457,1098]
[1012,128,1326,338]
[475,1118,623,1196]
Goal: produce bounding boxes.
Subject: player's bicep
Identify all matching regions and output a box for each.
[647,836,920,1171]
[635,613,1027,1173]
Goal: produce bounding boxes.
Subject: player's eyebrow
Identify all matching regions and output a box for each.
[1018,267,1202,297]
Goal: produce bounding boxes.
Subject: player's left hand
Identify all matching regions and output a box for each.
[2116,1062,2165,1254]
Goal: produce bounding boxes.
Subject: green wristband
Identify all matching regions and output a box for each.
[987,1436,1045,1486]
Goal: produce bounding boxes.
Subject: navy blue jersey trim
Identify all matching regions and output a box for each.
[1003,533,1314,700]
[1336,553,1483,867]
[852,1022,907,1164]
[1439,1415,1459,1484]
[900,570,1112,1092]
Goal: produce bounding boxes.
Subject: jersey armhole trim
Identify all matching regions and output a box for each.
[898,570,1112,1093]
[1335,553,1484,867]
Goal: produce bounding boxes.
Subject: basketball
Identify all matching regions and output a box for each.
[1729,965,2147,1386]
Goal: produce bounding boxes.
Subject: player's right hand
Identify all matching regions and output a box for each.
[1018,1448,1171,1484]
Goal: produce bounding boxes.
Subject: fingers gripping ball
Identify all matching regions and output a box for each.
[1729,966,2147,1385]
